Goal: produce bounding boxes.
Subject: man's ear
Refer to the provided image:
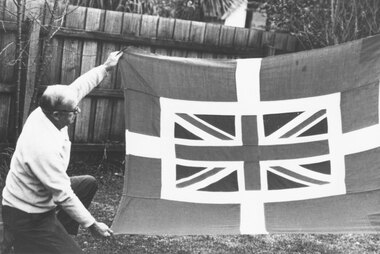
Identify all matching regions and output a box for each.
[51,111,60,120]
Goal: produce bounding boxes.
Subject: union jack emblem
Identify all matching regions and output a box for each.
[159,92,345,205]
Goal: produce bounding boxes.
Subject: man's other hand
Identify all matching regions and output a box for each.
[103,51,123,72]
[89,221,113,238]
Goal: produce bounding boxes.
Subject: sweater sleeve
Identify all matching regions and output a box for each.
[27,146,96,227]
[69,65,108,102]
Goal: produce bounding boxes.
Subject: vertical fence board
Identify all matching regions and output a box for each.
[93,10,122,142]
[74,7,102,143]
[42,2,67,86]
[23,1,43,123]
[61,5,86,138]
[232,27,250,59]
[217,25,235,58]
[0,4,13,140]
[262,31,276,56]
[140,15,158,38]
[187,21,205,58]
[204,23,221,45]
[234,27,249,48]
[0,27,13,141]
[74,41,97,142]
[0,94,11,142]
[121,13,151,52]
[0,33,15,83]
[0,0,5,20]
[84,8,103,31]
[248,29,263,48]
[62,40,82,140]
[61,4,86,83]
[157,17,175,39]
[103,10,123,34]
[155,17,175,56]
[108,12,124,141]
[64,6,86,28]
[122,13,141,36]
[61,5,86,83]
[219,26,235,47]
[171,19,190,56]
[60,40,82,84]
[190,21,205,42]
[203,23,221,58]
[173,19,191,41]
[42,38,64,85]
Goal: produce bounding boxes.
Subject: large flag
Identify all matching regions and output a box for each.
[112,34,380,234]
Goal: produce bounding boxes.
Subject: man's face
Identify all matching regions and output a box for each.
[54,102,81,128]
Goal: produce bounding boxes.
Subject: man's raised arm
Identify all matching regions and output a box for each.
[69,51,122,102]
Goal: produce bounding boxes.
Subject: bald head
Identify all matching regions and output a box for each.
[39,85,78,112]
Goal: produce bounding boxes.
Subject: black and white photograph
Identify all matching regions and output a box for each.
[1,0,380,253]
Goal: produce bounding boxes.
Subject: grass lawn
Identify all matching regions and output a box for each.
[68,152,380,254]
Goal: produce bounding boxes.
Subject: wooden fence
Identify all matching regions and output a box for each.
[0,0,299,151]
[0,0,17,147]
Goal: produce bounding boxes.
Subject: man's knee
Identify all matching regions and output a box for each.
[70,175,98,204]
[71,175,98,192]
[83,175,98,192]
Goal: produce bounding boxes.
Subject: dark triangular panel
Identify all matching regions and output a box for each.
[199,171,238,192]
[263,112,302,137]
[195,115,235,136]
[301,161,331,175]
[267,171,307,190]
[175,123,202,140]
[176,165,207,180]
[298,118,328,137]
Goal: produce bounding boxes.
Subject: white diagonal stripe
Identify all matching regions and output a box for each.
[191,114,236,140]
[266,109,324,140]
[288,113,326,138]
[178,166,236,191]
[287,164,331,182]
[176,166,214,184]
[175,114,221,142]
[266,167,319,187]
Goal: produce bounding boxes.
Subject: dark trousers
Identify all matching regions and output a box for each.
[1,175,98,254]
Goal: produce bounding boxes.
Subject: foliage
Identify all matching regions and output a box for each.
[173,0,204,21]
[262,0,380,49]
[68,0,205,21]
[0,147,14,191]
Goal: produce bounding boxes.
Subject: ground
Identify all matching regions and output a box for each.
[69,152,380,253]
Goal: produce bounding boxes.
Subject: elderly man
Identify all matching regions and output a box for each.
[1,51,122,253]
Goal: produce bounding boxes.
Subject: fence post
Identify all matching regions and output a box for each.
[22,0,44,123]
